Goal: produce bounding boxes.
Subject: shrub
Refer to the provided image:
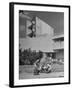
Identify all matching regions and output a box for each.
[19,48,43,65]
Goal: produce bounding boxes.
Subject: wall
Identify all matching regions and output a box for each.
[36,17,54,36]
[20,35,53,52]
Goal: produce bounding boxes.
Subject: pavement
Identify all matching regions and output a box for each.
[19,72,64,79]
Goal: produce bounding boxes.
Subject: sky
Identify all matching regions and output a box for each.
[19,10,64,36]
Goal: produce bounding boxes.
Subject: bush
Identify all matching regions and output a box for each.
[19,48,43,65]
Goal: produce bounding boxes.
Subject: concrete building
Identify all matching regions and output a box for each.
[20,16,54,52]
[52,34,64,61]
[19,12,32,38]
[26,16,53,37]
[36,17,54,37]
[19,14,64,60]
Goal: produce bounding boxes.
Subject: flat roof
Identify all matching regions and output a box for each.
[52,34,64,40]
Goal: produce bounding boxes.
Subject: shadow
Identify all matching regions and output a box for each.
[5,84,9,87]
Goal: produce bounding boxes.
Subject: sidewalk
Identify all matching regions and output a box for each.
[19,72,64,79]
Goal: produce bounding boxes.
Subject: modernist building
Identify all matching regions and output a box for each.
[20,15,54,52]
[26,17,54,37]
[19,13,64,61]
[52,34,64,61]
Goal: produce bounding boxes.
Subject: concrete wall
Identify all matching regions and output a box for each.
[20,35,53,52]
[36,17,54,36]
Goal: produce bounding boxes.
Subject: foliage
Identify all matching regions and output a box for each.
[19,48,43,65]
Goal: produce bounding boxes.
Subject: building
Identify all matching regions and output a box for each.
[19,12,32,38]
[26,16,54,37]
[52,34,64,61]
[19,13,64,60]
[20,15,54,52]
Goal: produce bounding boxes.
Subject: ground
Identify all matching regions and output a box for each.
[19,64,64,79]
[19,72,64,79]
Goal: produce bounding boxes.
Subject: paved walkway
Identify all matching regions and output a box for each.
[19,72,64,79]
